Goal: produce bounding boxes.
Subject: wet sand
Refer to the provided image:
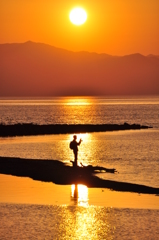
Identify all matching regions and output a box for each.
[0,157,158,195]
[0,123,151,137]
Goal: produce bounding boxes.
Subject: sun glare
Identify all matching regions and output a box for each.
[69,7,87,26]
[65,97,91,105]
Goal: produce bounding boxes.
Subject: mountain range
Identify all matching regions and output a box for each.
[0,41,159,96]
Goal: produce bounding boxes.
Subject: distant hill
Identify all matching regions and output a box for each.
[0,41,159,96]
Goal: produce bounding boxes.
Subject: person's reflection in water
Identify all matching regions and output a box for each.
[71,184,88,206]
[71,184,78,204]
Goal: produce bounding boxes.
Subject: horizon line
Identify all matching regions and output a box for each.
[1,40,159,57]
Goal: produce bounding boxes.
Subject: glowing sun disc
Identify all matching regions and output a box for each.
[69,7,87,26]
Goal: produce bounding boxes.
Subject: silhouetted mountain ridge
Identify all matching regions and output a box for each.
[0,41,159,96]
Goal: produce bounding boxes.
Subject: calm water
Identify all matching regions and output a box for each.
[0,96,159,127]
[0,203,159,240]
[0,96,159,239]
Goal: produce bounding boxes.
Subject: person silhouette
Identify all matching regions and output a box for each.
[70,135,82,167]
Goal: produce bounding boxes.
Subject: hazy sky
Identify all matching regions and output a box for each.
[0,0,159,55]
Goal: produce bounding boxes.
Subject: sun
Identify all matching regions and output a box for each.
[69,7,87,26]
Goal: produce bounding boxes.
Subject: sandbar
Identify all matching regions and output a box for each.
[0,123,151,137]
[0,157,158,195]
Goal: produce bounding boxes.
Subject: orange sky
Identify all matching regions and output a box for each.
[0,0,159,55]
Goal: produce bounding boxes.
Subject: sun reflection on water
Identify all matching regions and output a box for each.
[69,133,89,142]
[71,184,88,207]
[64,97,93,106]
[60,203,115,239]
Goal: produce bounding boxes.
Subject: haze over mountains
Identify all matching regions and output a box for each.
[0,41,159,96]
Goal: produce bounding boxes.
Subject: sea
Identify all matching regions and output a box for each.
[0,96,159,239]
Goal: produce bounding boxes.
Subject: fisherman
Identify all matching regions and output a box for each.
[70,135,82,167]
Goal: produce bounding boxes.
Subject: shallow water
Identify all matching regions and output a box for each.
[0,203,159,240]
[0,96,159,239]
[1,174,159,209]
[0,129,159,188]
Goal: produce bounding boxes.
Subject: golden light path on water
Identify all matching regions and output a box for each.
[64,97,93,105]
[71,184,88,207]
